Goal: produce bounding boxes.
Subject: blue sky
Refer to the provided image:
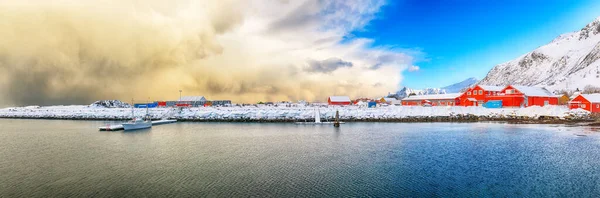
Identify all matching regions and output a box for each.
[354,0,600,89]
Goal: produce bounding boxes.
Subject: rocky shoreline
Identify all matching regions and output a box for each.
[0,105,594,125]
[0,115,595,125]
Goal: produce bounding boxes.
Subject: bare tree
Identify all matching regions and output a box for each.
[583,85,600,94]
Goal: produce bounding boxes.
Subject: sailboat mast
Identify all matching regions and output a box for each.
[146,98,149,121]
[131,98,134,119]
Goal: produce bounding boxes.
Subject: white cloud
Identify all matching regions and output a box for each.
[0,0,419,105]
[408,65,420,72]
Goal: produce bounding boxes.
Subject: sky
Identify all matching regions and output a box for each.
[0,0,408,106]
[0,0,599,106]
[354,0,600,89]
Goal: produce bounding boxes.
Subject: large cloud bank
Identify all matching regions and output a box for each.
[0,0,417,106]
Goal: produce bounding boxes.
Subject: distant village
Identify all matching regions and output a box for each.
[130,84,600,114]
[387,84,600,113]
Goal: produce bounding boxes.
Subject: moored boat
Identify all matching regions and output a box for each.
[122,117,152,131]
[122,99,152,131]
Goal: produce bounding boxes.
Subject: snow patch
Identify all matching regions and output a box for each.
[89,100,131,108]
[0,105,589,120]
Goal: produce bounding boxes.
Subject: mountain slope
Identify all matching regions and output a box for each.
[479,17,600,92]
[442,77,478,93]
[389,87,447,99]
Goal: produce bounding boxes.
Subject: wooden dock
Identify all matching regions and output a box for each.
[99,120,177,131]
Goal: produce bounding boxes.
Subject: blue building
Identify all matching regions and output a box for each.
[368,101,377,108]
[134,102,158,108]
[483,100,503,108]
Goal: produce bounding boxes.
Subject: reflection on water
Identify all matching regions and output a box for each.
[333,126,341,139]
[1,119,600,197]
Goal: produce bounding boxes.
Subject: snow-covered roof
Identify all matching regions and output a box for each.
[570,92,581,99]
[180,96,206,101]
[402,93,462,101]
[580,94,600,103]
[478,85,504,91]
[511,86,553,97]
[328,96,351,102]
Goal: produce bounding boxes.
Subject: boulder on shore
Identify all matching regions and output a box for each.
[89,100,131,108]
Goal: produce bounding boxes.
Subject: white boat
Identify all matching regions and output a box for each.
[295,108,345,125]
[122,117,152,131]
[122,99,152,131]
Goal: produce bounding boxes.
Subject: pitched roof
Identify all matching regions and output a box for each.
[401,93,462,101]
[511,86,553,97]
[180,96,206,101]
[580,94,600,103]
[328,96,351,102]
[478,85,504,91]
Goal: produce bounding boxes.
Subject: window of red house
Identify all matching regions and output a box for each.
[479,90,483,95]
[467,92,471,95]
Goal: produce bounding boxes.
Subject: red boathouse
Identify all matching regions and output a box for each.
[328,96,352,106]
[401,93,462,106]
[457,85,504,106]
[488,85,558,107]
[569,94,600,113]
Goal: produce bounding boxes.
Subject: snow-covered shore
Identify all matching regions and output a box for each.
[0,105,591,122]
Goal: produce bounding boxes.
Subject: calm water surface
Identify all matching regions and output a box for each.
[1,119,600,197]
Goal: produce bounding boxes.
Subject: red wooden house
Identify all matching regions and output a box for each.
[401,93,462,106]
[457,85,504,106]
[568,94,600,113]
[487,85,558,107]
[328,96,351,105]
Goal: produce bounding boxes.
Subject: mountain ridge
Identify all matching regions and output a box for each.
[388,77,477,99]
[442,77,478,93]
[479,17,600,92]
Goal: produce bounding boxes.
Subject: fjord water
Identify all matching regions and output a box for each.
[1,119,600,197]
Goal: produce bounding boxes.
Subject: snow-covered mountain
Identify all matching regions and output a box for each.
[390,87,447,99]
[387,78,475,99]
[479,17,600,92]
[442,77,478,93]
